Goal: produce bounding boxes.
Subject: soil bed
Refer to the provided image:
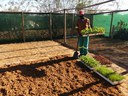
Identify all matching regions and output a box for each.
[55,36,128,95]
[93,55,112,66]
[55,36,128,68]
[0,55,124,96]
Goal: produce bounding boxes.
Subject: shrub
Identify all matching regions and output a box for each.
[113,20,128,40]
[113,29,128,40]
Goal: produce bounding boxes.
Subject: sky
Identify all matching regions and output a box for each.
[0,0,128,12]
[119,0,128,9]
[93,0,128,10]
[113,0,128,9]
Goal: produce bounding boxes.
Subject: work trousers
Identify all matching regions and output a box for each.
[78,35,89,56]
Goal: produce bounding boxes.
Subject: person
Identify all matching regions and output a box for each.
[76,10,91,56]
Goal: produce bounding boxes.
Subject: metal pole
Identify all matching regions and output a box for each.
[21,12,25,42]
[64,9,67,44]
[49,13,52,40]
[109,12,114,38]
[53,0,115,13]
[71,13,75,36]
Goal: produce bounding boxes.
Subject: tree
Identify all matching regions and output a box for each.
[75,0,93,13]
[0,0,121,13]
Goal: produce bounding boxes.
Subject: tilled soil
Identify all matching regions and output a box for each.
[0,41,74,67]
[58,36,128,67]
[55,36,128,96]
[93,55,112,66]
[0,55,124,96]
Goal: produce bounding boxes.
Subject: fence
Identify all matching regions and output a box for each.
[93,10,128,38]
[0,12,50,43]
[0,10,128,43]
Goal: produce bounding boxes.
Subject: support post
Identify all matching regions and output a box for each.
[109,12,114,38]
[71,13,75,36]
[64,9,67,44]
[49,13,53,40]
[21,12,25,42]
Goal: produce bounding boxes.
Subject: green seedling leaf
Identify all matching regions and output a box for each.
[108,73,124,82]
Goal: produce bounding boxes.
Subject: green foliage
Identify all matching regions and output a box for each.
[80,27,105,35]
[80,55,124,82]
[92,27,105,33]
[81,28,92,35]
[96,65,114,77]
[96,65,124,82]
[79,55,100,68]
[75,3,85,11]
[115,20,127,31]
[113,20,128,40]
[108,73,124,82]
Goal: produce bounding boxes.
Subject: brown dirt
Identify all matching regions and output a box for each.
[0,41,74,67]
[55,36,128,96]
[93,55,112,66]
[0,55,124,96]
[0,38,127,96]
[56,36,128,68]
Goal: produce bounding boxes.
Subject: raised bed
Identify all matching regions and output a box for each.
[80,56,124,85]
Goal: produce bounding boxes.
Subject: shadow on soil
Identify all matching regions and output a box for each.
[0,56,74,78]
[59,61,113,96]
[59,81,100,96]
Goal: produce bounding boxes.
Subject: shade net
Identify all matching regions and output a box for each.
[0,10,127,43]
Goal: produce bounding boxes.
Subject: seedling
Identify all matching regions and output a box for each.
[80,55,124,83]
[79,55,100,68]
[108,73,124,82]
[80,27,105,35]
[95,65,114,77]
